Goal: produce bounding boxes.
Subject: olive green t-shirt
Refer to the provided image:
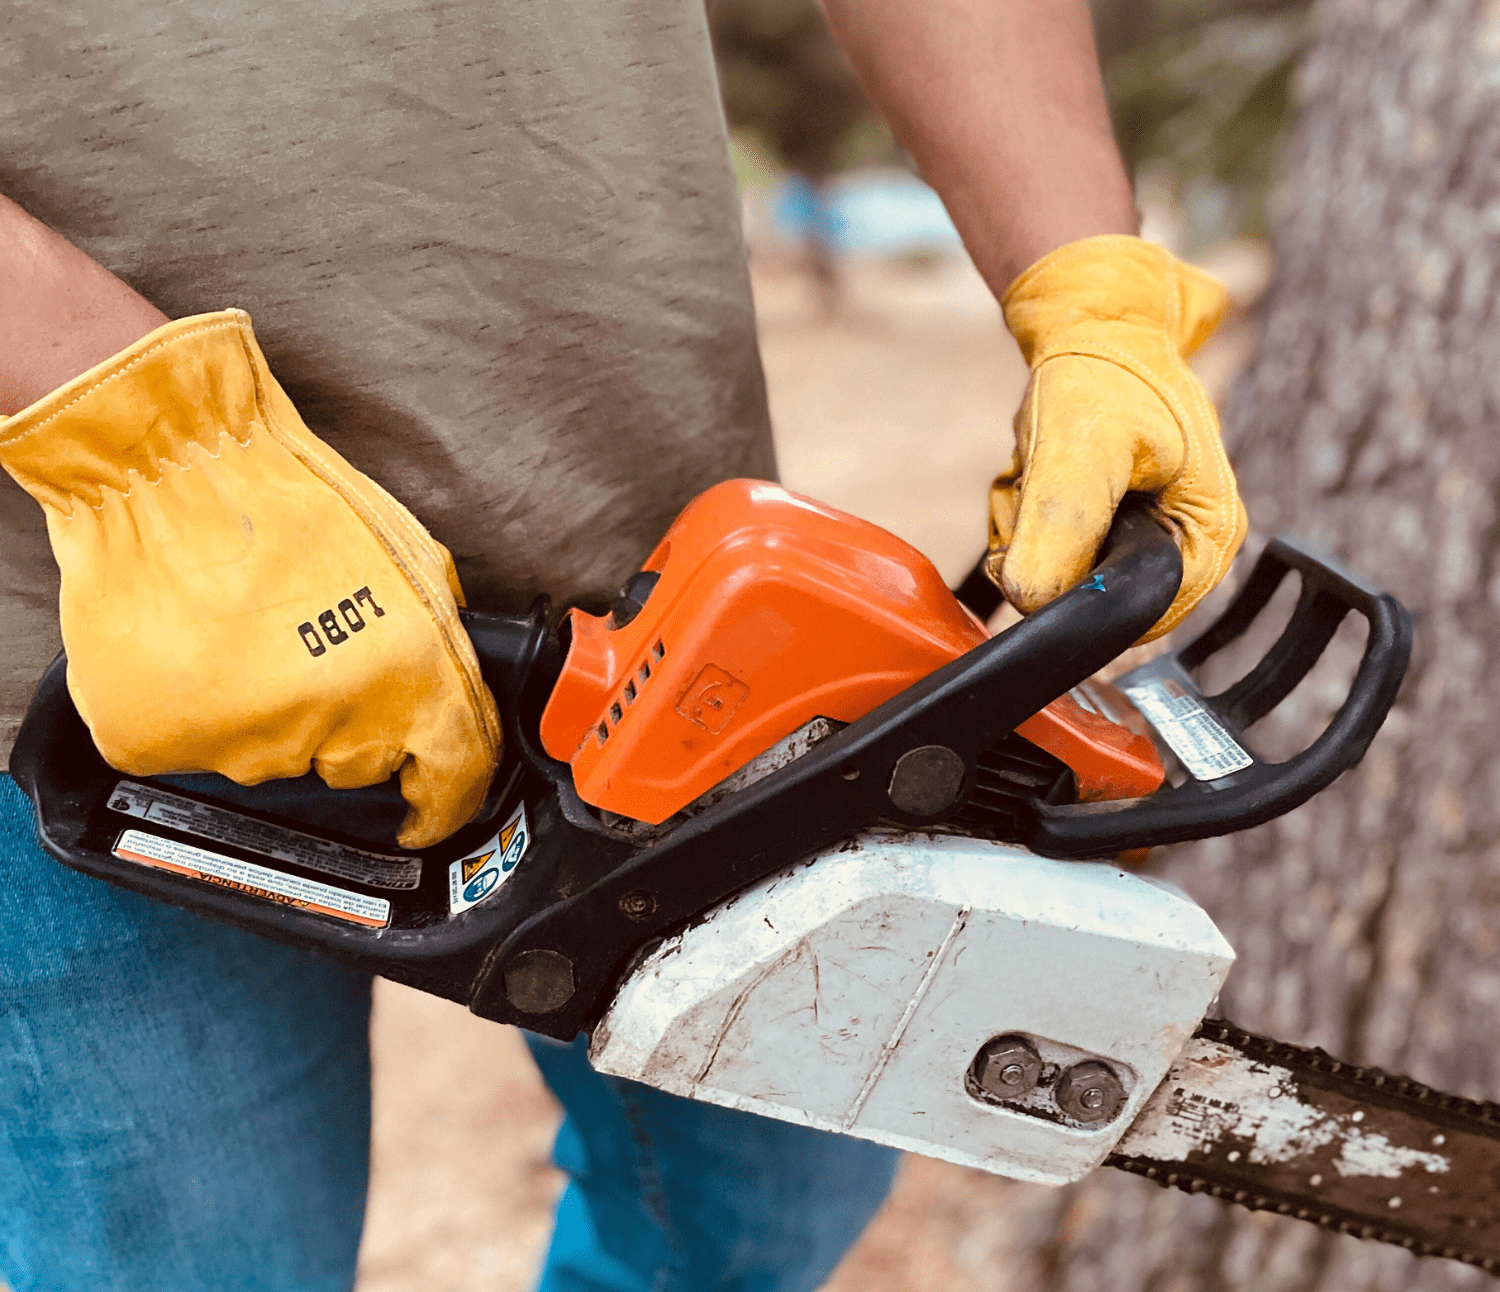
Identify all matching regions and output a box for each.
[0,0,776,768]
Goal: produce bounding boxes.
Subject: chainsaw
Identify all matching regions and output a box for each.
[19,478,1499,1269]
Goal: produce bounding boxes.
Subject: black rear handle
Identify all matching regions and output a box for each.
[1019,536,1413,856]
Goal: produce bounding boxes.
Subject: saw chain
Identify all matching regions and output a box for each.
[1109,1018,1500,1269]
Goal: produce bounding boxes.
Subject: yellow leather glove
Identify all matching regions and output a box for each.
[0,310,500,848]
[988,235,1248,641]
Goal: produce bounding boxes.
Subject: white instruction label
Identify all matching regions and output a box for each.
[1124,677,1254,782]
[449,802,529,916]
[114,828,392,928]
[108,781,420,890]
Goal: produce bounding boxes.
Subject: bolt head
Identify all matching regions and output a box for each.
[504,949,577,1015]
[1055,1060,1126,1124]
[888,745,966,816]
[972,1034,1043,1100]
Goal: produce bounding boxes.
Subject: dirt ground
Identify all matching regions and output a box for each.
[354,246,1264,1292]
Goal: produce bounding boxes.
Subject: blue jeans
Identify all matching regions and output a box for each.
[0,776,896,1291]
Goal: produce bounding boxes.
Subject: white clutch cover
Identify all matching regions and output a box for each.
[590,829,1234,1185]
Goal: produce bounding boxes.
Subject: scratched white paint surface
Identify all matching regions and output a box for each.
[591,829,1235,1185]
[1116,1038,1451,1178]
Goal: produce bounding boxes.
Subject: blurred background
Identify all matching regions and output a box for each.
[357,1,1498,1289]
[716,0,1307,254]
[705,0,1296,582]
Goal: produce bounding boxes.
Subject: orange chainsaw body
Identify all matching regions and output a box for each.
[539,479,1162,825]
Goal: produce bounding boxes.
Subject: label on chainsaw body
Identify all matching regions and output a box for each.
[107,781,421,890]
[113,829,392,928]
[1124,678,1254,781]
[448,801,529,916]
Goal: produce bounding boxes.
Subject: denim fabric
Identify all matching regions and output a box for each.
[0,776,372,1292]
[0,774,896,1291]
[525,1032,899,1292]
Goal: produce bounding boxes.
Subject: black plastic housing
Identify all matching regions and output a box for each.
[10,510,1411,1037]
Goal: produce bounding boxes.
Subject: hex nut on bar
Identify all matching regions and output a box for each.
[1055,1060,1126,1124]
[972,1034,1044,1100]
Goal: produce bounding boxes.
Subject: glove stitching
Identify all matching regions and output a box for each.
[1030,341,1193,446]
[1004,242,1238,639]
[2,318,250,520]
[222,312,500,767]
[361,474,462,601]
[8,310,498,837]
[1159,263,1239,623]
[234,336,465,663]
[990,373,1043,585]
[1002,235,1154,308]
[1160,269,1231,558]
[1029,341,1238,636]
[1154,266,1209,583]
[1168,375,1239,631]
[0,317,242,451]
[1148,268,1211,637]
[72,435,240,515]
[232,326,500,765]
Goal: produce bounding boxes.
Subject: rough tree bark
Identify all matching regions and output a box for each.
[990,1,1500,1288]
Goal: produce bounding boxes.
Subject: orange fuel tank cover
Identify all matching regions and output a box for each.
[539,479,1162,825]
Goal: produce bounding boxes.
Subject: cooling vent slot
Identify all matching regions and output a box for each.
[951,733,1075,840]
[595,639,668,747]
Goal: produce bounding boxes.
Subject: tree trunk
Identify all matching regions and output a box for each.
[1012,1,1500,1286]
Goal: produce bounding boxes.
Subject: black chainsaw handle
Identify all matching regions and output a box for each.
[1019,537,1413,857]
[9,596,559,864]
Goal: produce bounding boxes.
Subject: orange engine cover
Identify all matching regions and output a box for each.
[539,479,1162,825]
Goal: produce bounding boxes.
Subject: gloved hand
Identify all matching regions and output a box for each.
[987,234,1248,641]
[0,310,500,848]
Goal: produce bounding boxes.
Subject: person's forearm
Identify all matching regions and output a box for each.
[821,0,1137,296]
[0,196,168,416]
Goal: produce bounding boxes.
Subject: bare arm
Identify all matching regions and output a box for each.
[820,0,1137,295]
[0,195,167,416]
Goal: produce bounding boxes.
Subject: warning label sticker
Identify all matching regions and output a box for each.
[1124,677,1254,782]
[449,802,529,916]
[113,829,392,928]
[107,781,420,890]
